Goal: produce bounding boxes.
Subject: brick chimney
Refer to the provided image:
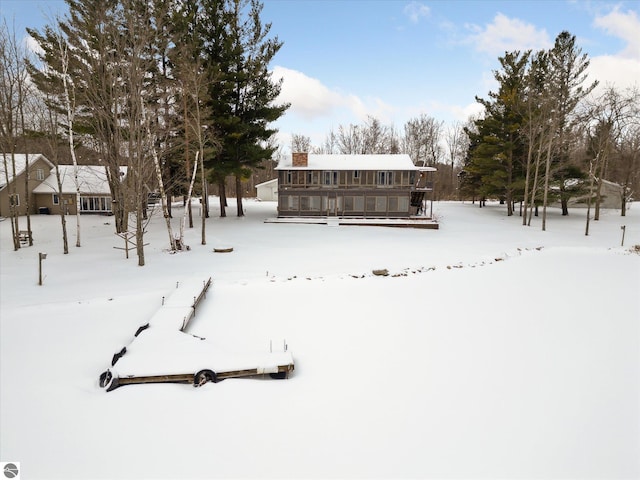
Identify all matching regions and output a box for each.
[292,152,308,167]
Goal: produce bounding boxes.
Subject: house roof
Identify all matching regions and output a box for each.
[32,165,126,195]
[276,154,436,171]
[255,178,278,188]
[0,153,54,189]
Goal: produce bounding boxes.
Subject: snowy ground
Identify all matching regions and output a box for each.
[1,200,639,479]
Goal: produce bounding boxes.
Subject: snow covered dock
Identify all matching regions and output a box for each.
[99,277,294,391]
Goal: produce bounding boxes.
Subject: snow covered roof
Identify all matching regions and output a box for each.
[276,154,435,171]
[0,153,54,189]
[255,178,277,188]
[32,165,126,195]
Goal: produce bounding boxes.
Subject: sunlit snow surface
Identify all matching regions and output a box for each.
[1,200,639,479]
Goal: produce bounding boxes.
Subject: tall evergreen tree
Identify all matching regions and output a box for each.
[466,51,529,215]
[201,0,288,217]
[547,31,598,216]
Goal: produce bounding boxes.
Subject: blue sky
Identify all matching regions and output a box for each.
[2,0,639,151]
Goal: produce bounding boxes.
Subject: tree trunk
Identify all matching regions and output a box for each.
[180,153,199,249]
[5,154,21,251]
[59,37,81,247]
[585,159,595,236]
[23,153,33,246]
[594,153,609,221]
[200,154,206,245]
[54,165,69,254]
[527,132,544,226]
[541,132,554,231]
[560,195,569,216]
[236,175,244,217]
[144,98,176,251]
[135,201,145,266]
[219,180,227,217]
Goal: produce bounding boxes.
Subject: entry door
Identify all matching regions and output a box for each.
[326,195,342,216]
[327,197,336,216]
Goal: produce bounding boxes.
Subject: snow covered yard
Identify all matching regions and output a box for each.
[1,200,639,479]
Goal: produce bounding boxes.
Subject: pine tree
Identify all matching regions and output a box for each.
[546,31,598,217]
[466,51,529,215]
[201,0,288,217]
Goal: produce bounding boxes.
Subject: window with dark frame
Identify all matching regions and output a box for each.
[377,171,393,185]
[323,171,338,185]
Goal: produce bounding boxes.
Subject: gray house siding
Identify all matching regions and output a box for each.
[277,169,420,218]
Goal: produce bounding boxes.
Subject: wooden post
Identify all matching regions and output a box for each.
[38,252,47,285]
[621,225,626,247]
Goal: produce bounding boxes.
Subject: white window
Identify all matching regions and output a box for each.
[80,196,112,212]
[9,194,20,206]
[53,194,60,205]
[36,169,45,181]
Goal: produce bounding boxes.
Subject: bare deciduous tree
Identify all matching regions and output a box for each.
[403,114,443,167]
[291,133,311,153]
[0,20,31,250]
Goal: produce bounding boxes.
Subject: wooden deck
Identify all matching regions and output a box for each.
[99,277,295,392]
[265,216,439,229]
[101,363,294,391]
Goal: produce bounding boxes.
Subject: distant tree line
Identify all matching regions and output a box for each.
[1,0,287,264]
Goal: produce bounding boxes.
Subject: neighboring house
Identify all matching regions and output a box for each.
[552,178,626,209]
[567,179,626,209]
[255,178,278,201]
[1,153,124,217]
[0,154,55,217]
[33,165,125,215]
[275,153,435,218]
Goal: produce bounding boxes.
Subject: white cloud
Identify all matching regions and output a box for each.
[403,2,430,24]
[272,66,394,125]
[466,13,552,56]
[449,102,485,122]
[588,7,640,95]
[272,66,343,120]
[593,6,640,59]
[588,55,640,95]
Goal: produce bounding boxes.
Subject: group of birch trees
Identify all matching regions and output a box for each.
[2,0,287,264]
[460,31,639,229]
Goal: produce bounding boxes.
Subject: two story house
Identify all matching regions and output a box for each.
[1,153,124,216]
[0,154,54,217]
[275,153,435,218]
